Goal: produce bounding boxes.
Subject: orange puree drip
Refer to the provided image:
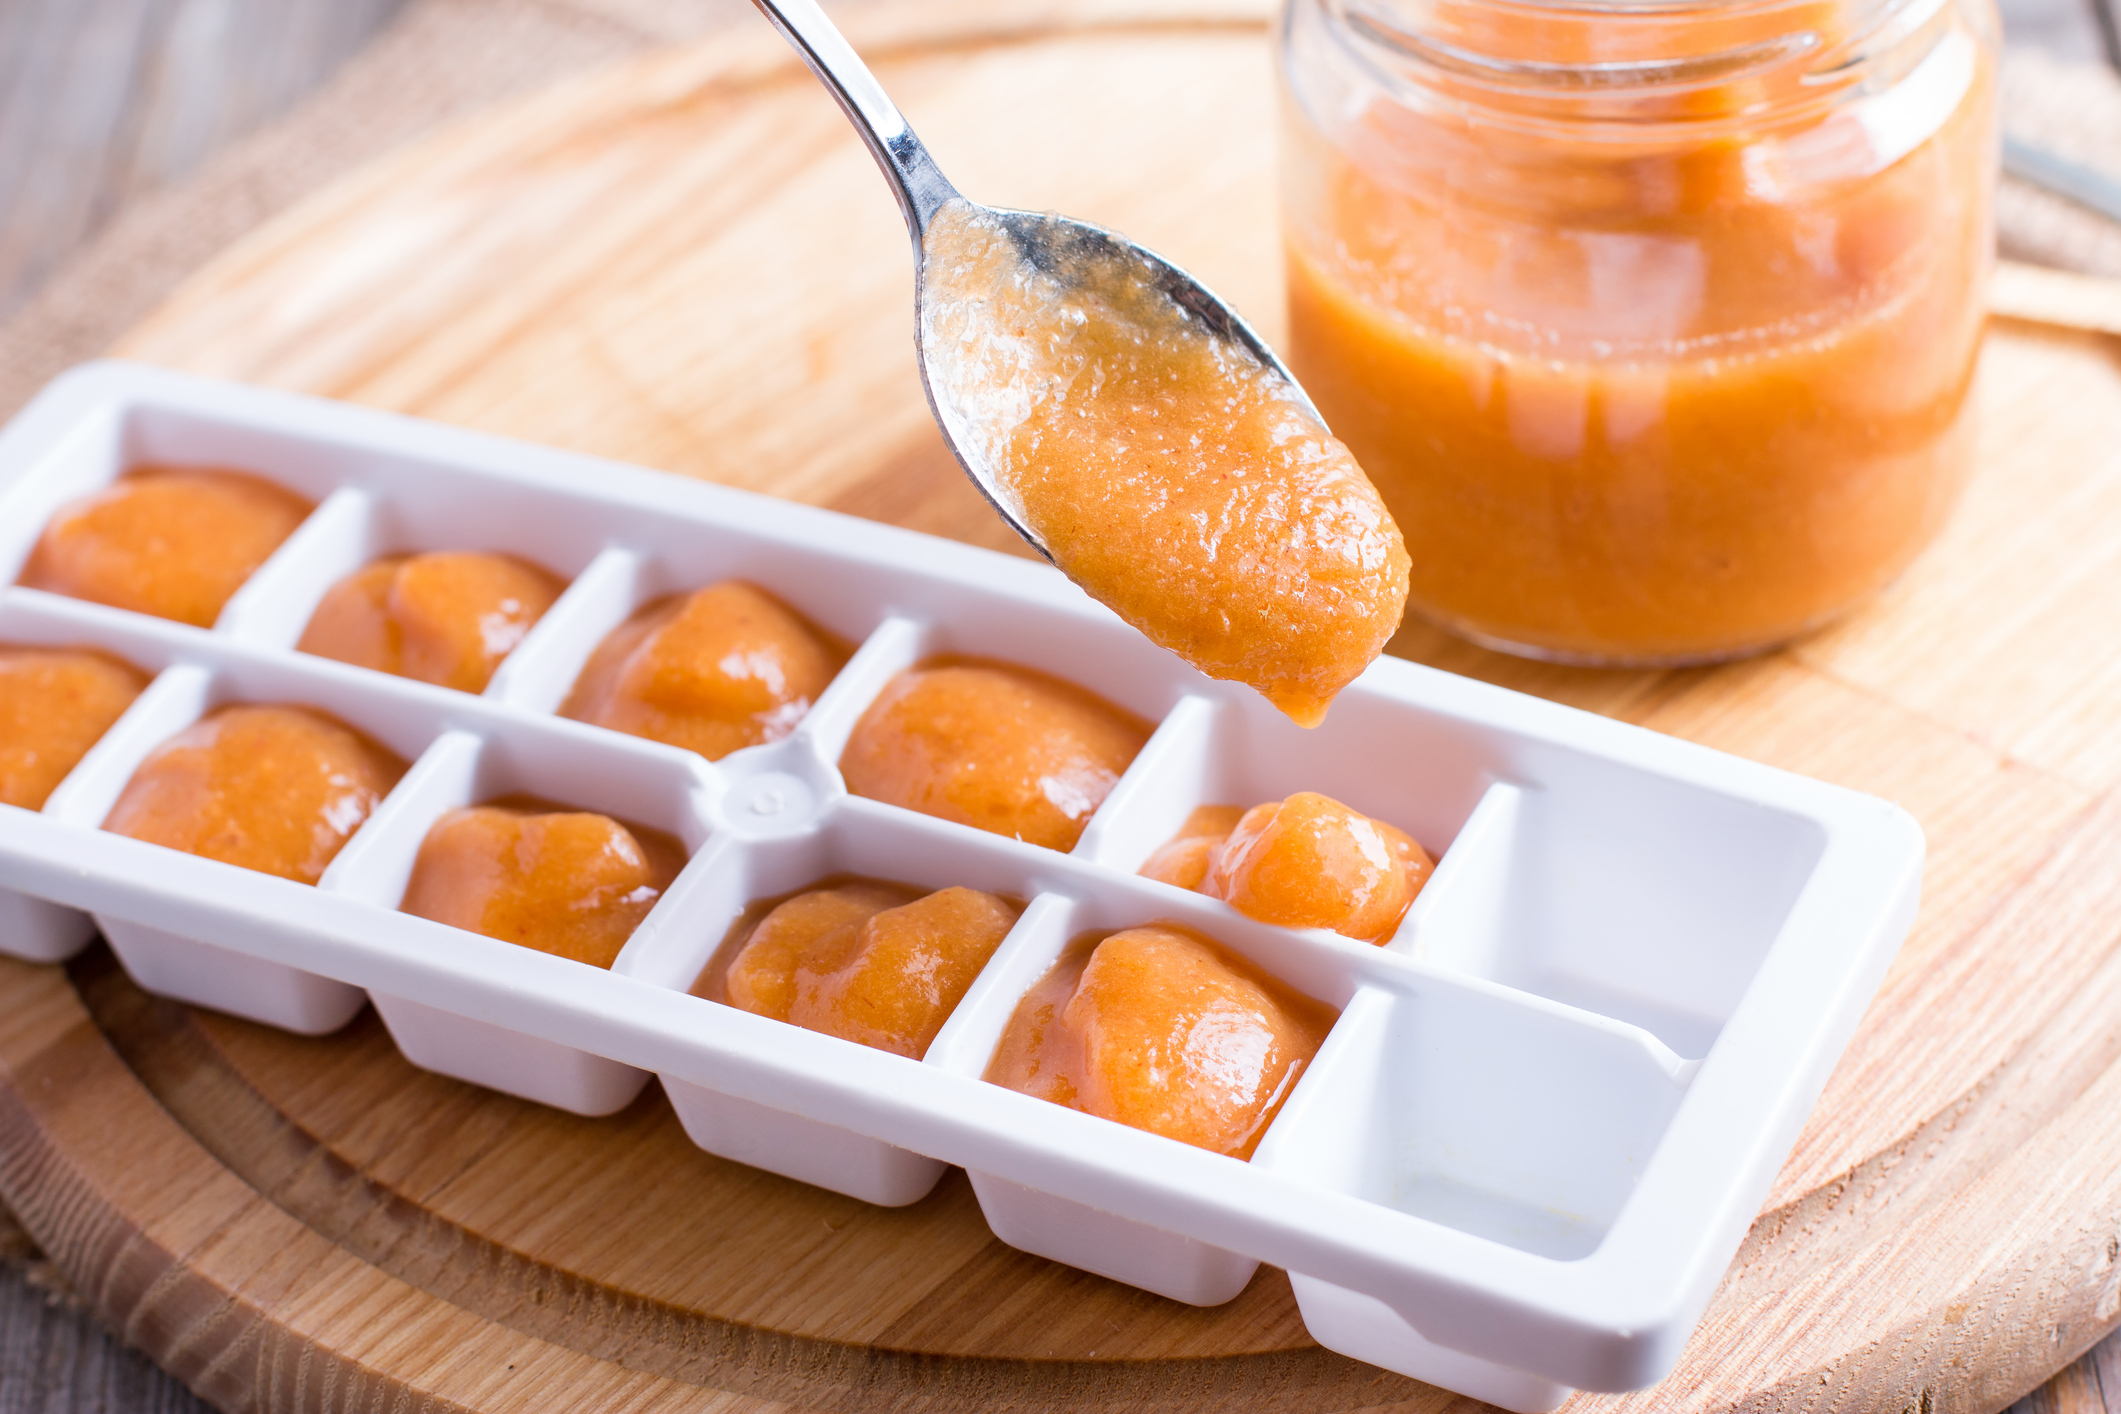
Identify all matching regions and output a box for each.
[562,581,845,760]
[401,796,686,968]
[299,551,565,694]
[714,879,1020,1059]
[986,924,1335,1159]
[23,467,312,628]
[1284,38,1992,662]
[921,200,1409,726]
[104,705,405,883]
[840,658,1149,852]
[0,647,148,810]
[1142,793,1433,943]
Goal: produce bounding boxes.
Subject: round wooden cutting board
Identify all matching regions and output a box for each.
[4,1,2121,1410]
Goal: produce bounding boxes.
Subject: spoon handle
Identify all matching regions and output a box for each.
[745,0,960,246]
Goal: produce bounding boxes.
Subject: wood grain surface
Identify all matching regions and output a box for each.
[2,2,2121,1411]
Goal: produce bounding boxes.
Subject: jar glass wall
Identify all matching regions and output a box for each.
[1280,0,1998,665]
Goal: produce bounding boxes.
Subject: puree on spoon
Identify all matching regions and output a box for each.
[919,200,1410,728]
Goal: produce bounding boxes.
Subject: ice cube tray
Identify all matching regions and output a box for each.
[0,361,1923,1411]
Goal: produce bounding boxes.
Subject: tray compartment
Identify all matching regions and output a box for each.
[0,403,134,581]
[83,672,363,1028]
[0,403,329,630]
[336,720,714,1114]
[644,801,1065,1205]
[0,890,96,966]
[955,886,1361,1306]
[113,395,644,564]
[882,600,1197,730]
[0,597,192,961]
[489,520,907,726]
[974,1170,1264,1306]
[1256,982,1691,1260]
[670,1083,945,1204]
[807,603,1197,759]
[1083,686,1502,885]
[1284,1273,1572,1414]
[229,481,612,685]
[1254,979,1691,1401]
[1403,750,1828,1059]
[98,917,367,1035]
[62,655,447,1033]
[804,615,1206,861]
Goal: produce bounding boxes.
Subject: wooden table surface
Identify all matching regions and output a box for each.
[1,1,2118,1412]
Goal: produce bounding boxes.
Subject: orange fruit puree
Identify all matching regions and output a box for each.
[562,581,845,760]
[922,201,1409,726]
[986,924,1335,1159]
[839,658,1149,852]
[0,647,148,810]
[299,551,565,693]
[400,796,685,967]
[1142,794,1433,943]
[104,705,405,883]
[1282,19,1992,661]
[714,879,1021,1059]
[23,467,312,628]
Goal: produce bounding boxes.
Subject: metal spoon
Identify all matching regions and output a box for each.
[743,0,1317,563]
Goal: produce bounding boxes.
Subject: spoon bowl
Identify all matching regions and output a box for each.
[741,0,1412,728]
[741,0,1312,562]
[915,205,1320,559]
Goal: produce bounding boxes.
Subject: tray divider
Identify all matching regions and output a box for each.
[318,728,485,909]
[921,890,1079,1078]
[215,485,378,648]
[1070,692,1222,871]
[39,663,214,828]
[790,613,926,764]
[484,544,647,713]
[1390,778,1526,962]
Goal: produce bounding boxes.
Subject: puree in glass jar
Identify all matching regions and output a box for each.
[22,468,313,628]
[920,200,1410,727]
[0,647,149,810]
[986,923,1334,1159]
[840,658,1149,852]
[400,796,686,967]
[1281,1,1994,662]
[104,704,405,883]
[562,581,845,760]
[710,878,1020,1058]
[298,551,565,694]
[1141,793,1433,943]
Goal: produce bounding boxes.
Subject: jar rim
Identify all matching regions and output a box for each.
[1307,0,1962,135]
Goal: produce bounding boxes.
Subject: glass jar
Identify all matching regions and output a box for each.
[1279,0,1997,665]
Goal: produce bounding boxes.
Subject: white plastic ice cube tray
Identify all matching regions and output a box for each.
[0,362,1922,1411]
